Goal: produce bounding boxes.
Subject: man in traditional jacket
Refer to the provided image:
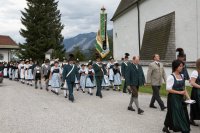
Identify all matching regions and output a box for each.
[62,54,80,102]
[93,54,107,98]
[126,56,145,115]
[121,53,130,93]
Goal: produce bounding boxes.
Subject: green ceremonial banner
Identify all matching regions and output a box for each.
[96,8,110,58]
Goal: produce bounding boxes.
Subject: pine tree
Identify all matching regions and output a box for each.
[19,0,65,61]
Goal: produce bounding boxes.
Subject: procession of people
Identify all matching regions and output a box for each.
[0,48,200,133]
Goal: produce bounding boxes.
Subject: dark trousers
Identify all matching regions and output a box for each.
[130,86,139,97]
[123,79,127,92]
[67,81,75,100]
[150,86,164,108]
[95,76,103,96]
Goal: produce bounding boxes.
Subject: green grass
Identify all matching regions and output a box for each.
[119,80,192,97]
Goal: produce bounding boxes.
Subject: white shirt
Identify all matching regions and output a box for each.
[190,70,198,79]
[166,74,184,90]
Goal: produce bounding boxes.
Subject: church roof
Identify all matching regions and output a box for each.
[111,0,138,21]
[45,49,54,54]
[0,35,19,49]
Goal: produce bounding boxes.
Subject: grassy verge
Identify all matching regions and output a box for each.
[119,80,192,97]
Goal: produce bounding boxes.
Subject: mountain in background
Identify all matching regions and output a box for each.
[63,30,113,53]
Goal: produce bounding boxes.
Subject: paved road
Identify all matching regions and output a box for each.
[0,79,199,133]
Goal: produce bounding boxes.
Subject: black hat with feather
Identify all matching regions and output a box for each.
[68,54,75,61]
[125,53,130,59]
[176,48,185,58]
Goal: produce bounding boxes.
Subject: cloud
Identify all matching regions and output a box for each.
[0,0,121,43]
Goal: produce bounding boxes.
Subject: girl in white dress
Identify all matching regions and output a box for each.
[3,62,8,78]
[19,60,25,84]
[107,57,115,88]
[28,60,34,86]
[85,63,95,95]
[113,63,122,91]
[49,61,62,95]
[79,64,87,93]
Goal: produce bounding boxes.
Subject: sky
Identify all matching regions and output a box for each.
[0,0,121,43]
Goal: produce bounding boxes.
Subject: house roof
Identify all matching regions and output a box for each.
[45,49,54,54]
[111,0,139,21]
[0,35,19,49]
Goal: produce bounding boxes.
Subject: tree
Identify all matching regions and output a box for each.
[19,0,65,61]
[70,46,86,61]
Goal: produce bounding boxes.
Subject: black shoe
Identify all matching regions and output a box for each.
[30,84,33,86]
[69,98,74,102]
[40,87,43,90]
[65,95,68,98]
[90,93,93,96]
[149,105,157,109]
[46,88,49,91]
[106,88,110,91]
[162,126,171,133]
[138,108,144,114]
[35,86,38,89]
[190,120,199,126]
[161,106,167,111]
[77,89,79,91]
[99,95,103,98]
[83,91,85,93]
[113,89,116,91]
[128,106,135,111]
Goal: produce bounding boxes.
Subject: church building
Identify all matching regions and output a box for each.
[111,0,200,61]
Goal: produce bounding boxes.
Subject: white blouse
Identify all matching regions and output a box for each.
[190,70,198,79]
[166,74,184,90]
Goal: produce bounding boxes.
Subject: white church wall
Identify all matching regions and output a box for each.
[197,0,200,59]
[113,6,139,60]
[140,0,198,61]
[113,0,199,61]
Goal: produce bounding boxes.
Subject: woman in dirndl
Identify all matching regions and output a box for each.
[8,62,13,80]
[3,62,8,78]
[28,59,34,86]
[101,62,110,89]
[85,63,95,95]
[189,58,200,126]
[113,63,122,91]
[49,61,62,95]
[19,60,25,84]
[14,62,19,81]
[163,60,190,133]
